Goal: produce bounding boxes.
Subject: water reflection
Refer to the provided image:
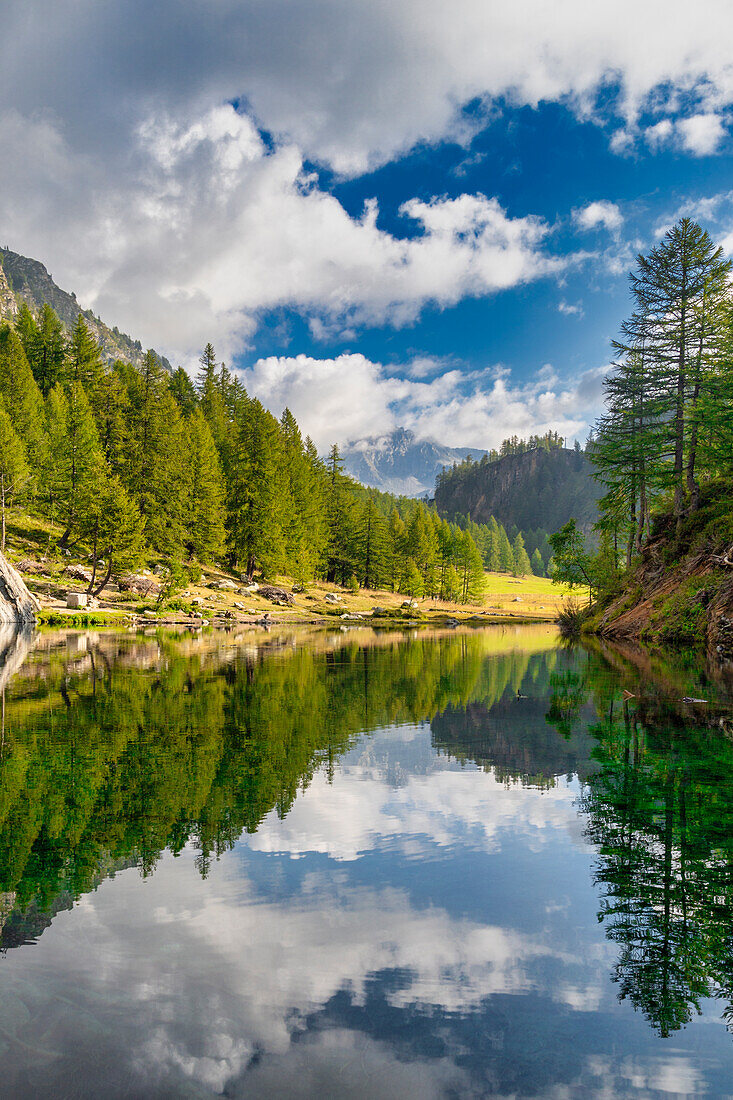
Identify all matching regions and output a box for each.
[0,625,730,1096]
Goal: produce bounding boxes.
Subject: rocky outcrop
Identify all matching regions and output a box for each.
[0,257,18,323]
[0,554,38,626]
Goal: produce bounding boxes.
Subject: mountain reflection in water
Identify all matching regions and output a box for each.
[0,624,731,1098]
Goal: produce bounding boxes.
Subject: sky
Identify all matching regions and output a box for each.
[2,1,733,450]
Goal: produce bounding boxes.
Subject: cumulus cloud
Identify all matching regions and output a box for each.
[643,113,726,155]
[242,353,608,451]
[677,112,727,154]
[573,201,623,233]
[0,104,563,361]
[0,1,732,356]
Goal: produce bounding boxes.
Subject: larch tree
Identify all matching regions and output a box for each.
[0,409,30,551]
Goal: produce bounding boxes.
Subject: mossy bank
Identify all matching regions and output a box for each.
[587,482,733,657]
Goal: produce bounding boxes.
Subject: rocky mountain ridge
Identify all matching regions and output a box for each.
[0,246,170,369]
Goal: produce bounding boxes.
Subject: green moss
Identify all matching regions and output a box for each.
[656,575,722,646]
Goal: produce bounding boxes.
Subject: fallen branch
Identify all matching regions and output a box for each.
[711,544,733,568]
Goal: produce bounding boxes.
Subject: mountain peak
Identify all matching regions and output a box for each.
[340,427,485,496]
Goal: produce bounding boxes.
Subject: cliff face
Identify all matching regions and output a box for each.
[435,447,599,533]
[0,248,170,369]
[0,260,18,324]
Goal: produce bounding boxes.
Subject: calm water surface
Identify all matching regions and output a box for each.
[0,623,732,1098]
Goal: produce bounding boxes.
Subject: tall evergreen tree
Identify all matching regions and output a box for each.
[186,408,227,561]
[0,409,30,551]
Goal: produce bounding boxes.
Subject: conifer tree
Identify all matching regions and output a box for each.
[614,218,732,519]
[81,474,143,596]
[356,496,389,589]
[280,409,327,580]
[531,548,544,576]
[512,532,532,576]
[386,507,407,591]
[228,398,286,578]
[0,409,30,551]
[56,381,104,545]
[498,526,514,573]
[455,530,484,603]
[68,315,105,406]
[170,367,198,415]
[322,444,357,583]
[186,408,227,562]
[25,304,67,396]
[0,326,44,466]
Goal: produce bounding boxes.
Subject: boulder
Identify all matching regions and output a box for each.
[512,596,523,602]
[65,564,93,584]
[66,592,88,609]
[324,593,342,604]
[0,553,39,626]
[258,585,294,605]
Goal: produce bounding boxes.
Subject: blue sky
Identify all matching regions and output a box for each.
[2,1,733,449]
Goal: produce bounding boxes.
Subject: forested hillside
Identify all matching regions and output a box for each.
[435,433,599,535]
[0,312,513,602]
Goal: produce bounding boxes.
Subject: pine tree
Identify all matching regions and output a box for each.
[56,381,104,545]
[0,409,30,551]
[0,325,44,466]
[512,532,532,576]
[228,398,287,578]
[81,474,143,596]
[68,315,105,406]
[530,548,544,576]
[356,496,389,589]
[186,408,227,561]
[170,367,198,415]
[616,218,732,519]
[322,444,357,583]
[403,558,423,598]
[25,304,67,396]
[386,507,407,591]
[498,526,514,573]
[455,530,484,602]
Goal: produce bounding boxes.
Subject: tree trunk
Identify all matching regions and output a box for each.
[92,559,113,598]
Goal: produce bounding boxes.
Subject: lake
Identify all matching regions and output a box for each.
[0,623,732,1098]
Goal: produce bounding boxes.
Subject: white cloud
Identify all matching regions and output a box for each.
[558,299,583,317]
[644,118,675,149]
[0,105,563,362]
[0,1,732,356]
[242,352,608,451]
[677,112,727,154]
[573,201,623,233]
[2,1,733,176]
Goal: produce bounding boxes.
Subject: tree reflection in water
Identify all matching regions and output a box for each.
[0,624,732,1045]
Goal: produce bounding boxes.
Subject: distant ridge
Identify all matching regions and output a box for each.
[340,427,487,497]
[0,246,171,369]
[434,445,599,534]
